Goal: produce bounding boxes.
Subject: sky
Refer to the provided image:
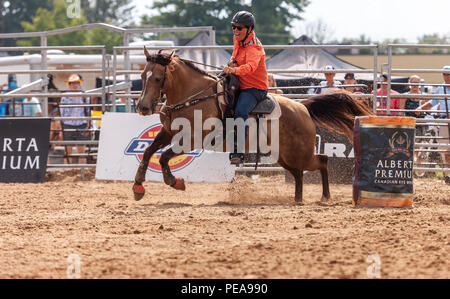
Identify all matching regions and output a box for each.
[133,0,450,43]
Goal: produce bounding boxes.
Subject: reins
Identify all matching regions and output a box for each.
[164,76,226,113]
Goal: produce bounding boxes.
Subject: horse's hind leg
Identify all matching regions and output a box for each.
[280,162,304,203]
[133,128,172,201]
[289,168,304,204]
[159,148,186,190]
[317,154,330,201]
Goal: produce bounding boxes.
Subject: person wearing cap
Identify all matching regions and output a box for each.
[315,65,342,94]
[60,74,91,164]
[222,10,268,164]
[23,91,42,117]
[419,66,450,118]
[376,73,402,116]
[417,66,450,183]
[343,73,365,93]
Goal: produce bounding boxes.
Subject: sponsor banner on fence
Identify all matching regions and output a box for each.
[290,126,354,184]
[0,118,51,183]
[95,112,236,182]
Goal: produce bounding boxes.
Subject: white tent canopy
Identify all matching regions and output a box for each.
[266,35,378,81]
[177,32,231,70]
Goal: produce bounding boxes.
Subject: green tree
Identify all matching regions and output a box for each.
[18,0,88,48]
[408,33,449,54]
[378,38,408,55]
[80,0,135,26]
[141,0,309,45]
[0,0,53,47]
[17,0,124,53]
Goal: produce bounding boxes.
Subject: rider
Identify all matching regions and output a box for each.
[222,10,269,164]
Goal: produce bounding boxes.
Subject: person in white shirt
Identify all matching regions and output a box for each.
[23,93,42,117]
[315,65,342,94]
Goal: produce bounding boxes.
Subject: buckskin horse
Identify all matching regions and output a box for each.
[132,48,373,203]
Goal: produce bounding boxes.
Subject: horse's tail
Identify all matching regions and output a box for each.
[302,91,374,141]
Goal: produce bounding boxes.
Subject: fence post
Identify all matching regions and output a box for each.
[40,35,48,117]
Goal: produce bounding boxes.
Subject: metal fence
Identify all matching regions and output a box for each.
[384,44,450,175]
[1,24,449,177]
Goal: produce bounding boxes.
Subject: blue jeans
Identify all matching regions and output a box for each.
[233,89,266,154]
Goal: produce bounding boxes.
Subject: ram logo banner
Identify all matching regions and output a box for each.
[124,124,203,173]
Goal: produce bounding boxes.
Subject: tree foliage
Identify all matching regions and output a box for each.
[17,0,123,53]
[0,0,53,47]
[80,0,135,26]
[141,0,310,45]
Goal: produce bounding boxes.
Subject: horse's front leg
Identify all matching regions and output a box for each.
[160,147,186,190]
[133,128,172,200]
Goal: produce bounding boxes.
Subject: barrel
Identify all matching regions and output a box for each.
[353,116,416,207]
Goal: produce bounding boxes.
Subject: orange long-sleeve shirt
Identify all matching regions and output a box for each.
[232,31,269,90]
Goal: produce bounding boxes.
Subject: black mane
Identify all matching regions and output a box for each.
[146,54,172,66]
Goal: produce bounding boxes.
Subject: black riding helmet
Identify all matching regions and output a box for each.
[231,11,255,30]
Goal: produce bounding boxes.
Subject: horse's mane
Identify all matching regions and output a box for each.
[178,58,217,80]
[147,53,216,80]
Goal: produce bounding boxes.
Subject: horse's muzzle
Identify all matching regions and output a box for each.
[139,105,151,115]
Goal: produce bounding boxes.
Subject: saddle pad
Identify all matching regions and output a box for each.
[251,95,282,120]
[251,94,276,114]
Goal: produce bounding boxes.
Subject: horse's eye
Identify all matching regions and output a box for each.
[155,77,161,82]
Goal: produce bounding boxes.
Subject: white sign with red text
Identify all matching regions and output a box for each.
[95,112,236,182]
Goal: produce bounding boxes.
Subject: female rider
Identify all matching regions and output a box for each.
[222,11,269,164]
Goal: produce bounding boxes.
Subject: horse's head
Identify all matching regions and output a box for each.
[137,47,174,115]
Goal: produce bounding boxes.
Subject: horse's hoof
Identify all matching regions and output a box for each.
[320,196,331,202]
[133,184,145,201]
[294,198,304,205]
[171,177,186,191]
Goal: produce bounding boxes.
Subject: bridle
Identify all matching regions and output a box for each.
[140,54,227,115]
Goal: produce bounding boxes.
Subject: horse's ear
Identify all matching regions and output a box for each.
[144,46,151,59]
[170,51,176,59]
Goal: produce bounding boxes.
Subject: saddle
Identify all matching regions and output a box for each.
[217,74,276,119]
[250,94,276,115]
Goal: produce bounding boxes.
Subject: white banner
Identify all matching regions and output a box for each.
[95,112,236,182]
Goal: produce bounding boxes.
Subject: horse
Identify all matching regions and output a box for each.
[132,48,374,203]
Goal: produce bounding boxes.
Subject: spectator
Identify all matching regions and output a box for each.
[315,65,342,94]
[376,73,402,116]
[60,74,90,164]
[419,65,450,118]
[114,92,136,113]
[3,74,24,116]
[417,66,450,184]
[23,92,42,117]
[268,73,283,95]
[403,75,425,118]
[0,82,7,116]
[343,73,365,93]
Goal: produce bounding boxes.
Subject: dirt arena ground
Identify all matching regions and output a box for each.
[0,169,448,279]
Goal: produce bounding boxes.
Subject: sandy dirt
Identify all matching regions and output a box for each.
[0,169,448,279]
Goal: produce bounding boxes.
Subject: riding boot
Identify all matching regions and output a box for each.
[229,130,244,166]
